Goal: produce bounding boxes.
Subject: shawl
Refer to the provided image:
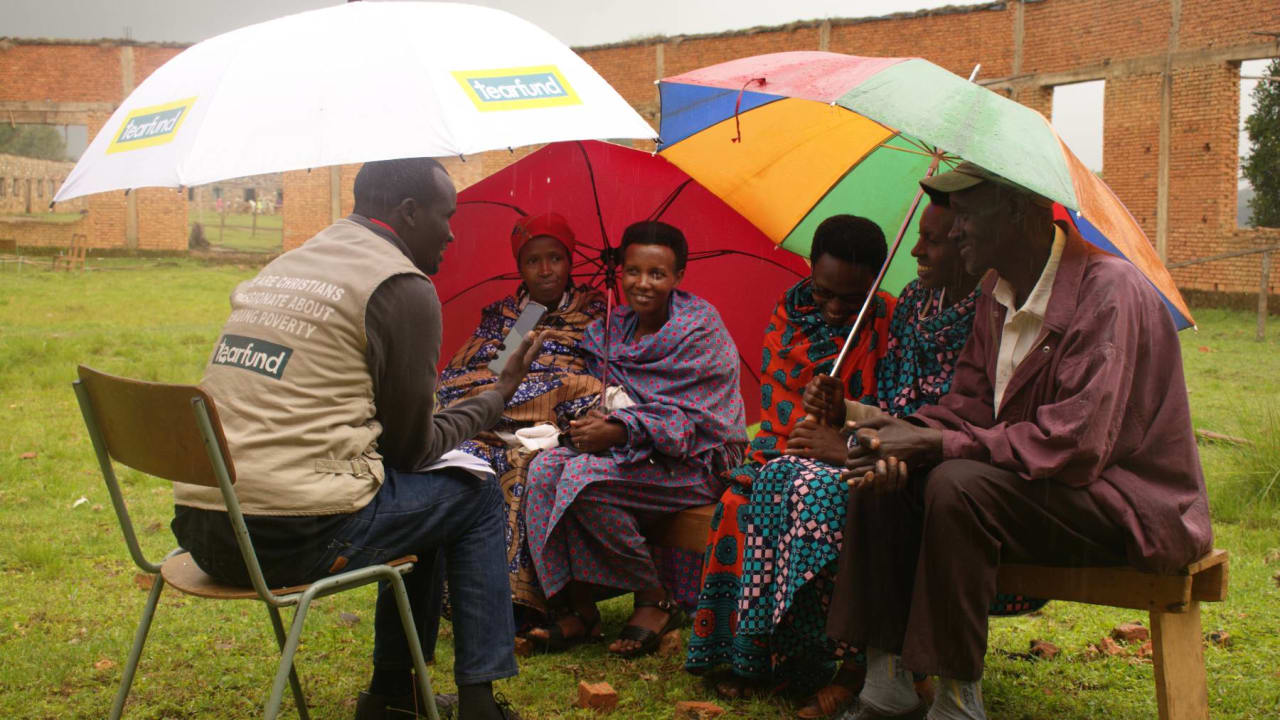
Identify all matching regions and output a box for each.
[730,279,895,485]
[876,279,981,417]
[585,289,747,469]
[438,283,605,427]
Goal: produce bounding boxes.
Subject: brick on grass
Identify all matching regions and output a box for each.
[1112,623,1150,643]
[576,681,618,712]
[674,701,725,719]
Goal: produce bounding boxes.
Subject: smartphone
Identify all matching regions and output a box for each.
[488,301,547,373]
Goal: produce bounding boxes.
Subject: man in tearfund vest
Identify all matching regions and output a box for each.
[173,157,542,720]
[825,163,1212,720]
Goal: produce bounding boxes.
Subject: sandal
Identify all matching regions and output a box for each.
[795,664,864,719]
[522,607,603,653]
[609,597,686,659]
[713,674,768,701]
[795,683,856,719]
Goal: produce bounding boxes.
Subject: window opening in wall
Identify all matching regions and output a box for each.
[1051,80,1105,176]
[1,124,88,218]
[190,175,284,254]
[0,123,88,162]
[1239,58,1278,228]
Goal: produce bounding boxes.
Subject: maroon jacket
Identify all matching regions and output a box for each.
[913,223,1212,573]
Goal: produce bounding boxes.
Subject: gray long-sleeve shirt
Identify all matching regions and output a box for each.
[356,214,503,471]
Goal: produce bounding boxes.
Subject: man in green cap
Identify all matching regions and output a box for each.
[824,163,1212,720]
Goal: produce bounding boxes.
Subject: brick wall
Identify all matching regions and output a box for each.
[4,0,1277,294]
[0,40,187,251]
[0,215,86,249]
[0,43,121,103]
[281,168,331,250]
[0,153,83,214]
[1104,73,1162,235]
[1021,0,1172,73]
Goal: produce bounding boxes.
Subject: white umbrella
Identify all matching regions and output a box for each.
[54,1,656,202]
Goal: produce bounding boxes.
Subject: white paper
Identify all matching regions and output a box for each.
[421,449,496,481]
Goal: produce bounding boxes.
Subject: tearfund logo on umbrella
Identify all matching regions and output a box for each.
[452,66,581,112]
[106,97,196,154]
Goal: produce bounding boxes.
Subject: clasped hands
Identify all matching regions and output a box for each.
[568,409,628,454]
[792,374,940,493]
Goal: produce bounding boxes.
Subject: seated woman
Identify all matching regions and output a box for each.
[687,205,986,718]
[437,212,605,621]
[685,215,896,693]
[522,220,748,657]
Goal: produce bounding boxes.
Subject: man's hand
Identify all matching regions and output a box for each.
[841,415,942,494]
[568,409,628,453]
[786,418,849,466]
[801,374,846,427]
[494,330,547,402]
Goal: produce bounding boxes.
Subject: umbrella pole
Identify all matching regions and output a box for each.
[598,272,617,411]
[830,155,943,377]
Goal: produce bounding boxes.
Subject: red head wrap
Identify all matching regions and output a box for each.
[511,212,575,261]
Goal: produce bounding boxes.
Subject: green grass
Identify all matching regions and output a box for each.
[1,265,1278,719]
[188,211,282,253]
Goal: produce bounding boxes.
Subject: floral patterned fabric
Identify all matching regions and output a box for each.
[876,279,980,416]
[686,278,1044,691]
[730,279,895,486]
[437,284,604,612]
[686,280,894,683]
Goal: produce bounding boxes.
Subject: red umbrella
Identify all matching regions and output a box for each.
[435,140,810,424]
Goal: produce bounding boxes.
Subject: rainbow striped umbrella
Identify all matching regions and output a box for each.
[658,51,1194,330]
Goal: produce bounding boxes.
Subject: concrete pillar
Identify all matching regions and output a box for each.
[1156,0,1182,260]
[329,166,341,222]
[121,45,139,249]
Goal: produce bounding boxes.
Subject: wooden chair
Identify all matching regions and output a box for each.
[73,365,441,720]
[53,232,87,271]
[655,503,1229,720]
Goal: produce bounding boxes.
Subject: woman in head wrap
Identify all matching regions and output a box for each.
[521,220,748,658]
[437,212,606,622]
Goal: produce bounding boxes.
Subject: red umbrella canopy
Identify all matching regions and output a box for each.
[435,140,811,424]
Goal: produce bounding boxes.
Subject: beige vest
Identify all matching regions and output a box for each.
[176,219,425,515]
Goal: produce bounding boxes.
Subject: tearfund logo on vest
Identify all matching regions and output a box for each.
[453,65,582,112]
[106,97,196,154]
[211,334,293,380]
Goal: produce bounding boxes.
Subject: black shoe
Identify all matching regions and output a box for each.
[353,690,458,719]
[493,692,523,720]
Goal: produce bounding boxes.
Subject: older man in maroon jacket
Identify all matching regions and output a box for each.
[825,163,1213,720]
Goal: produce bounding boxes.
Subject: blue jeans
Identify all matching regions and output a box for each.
[175,467,517,685]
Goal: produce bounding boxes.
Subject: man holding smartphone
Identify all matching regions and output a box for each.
[174,158,540,720]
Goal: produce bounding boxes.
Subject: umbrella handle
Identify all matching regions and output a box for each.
[829,155,944,379]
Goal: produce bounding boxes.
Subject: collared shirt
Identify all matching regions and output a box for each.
[991,225,1065,414]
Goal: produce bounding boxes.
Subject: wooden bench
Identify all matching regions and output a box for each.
[653,503,1229,720]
